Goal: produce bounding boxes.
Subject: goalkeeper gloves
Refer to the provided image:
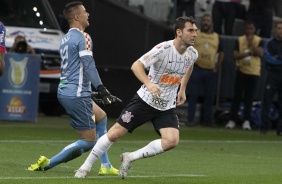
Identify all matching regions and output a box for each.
[97,85,116,106]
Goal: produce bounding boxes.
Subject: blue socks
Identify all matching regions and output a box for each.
[44,116,112,170]
[96,117,111,169]
[44,139,94,170]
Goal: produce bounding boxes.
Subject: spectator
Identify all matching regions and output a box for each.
[246,0,274,38]
[9,35,35,54]
[225,21,264,130]
[186,14,224,127]
[212,0,242,35]
[260,21,282,136]
[176,0,196,18]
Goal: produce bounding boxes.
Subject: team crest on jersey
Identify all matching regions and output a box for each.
[184,53,193,67]
[121,111,134,123]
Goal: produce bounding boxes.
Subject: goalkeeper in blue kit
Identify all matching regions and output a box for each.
[0,21,6,76]
[27,1,119,175]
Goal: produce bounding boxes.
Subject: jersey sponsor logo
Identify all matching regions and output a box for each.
[164,69,185,75]
[143,50,163,63]
[121,111,134,123]
[152,97,169,107]
[160,74,181,85]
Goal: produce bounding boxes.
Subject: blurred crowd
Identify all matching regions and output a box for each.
[119,0,282,38]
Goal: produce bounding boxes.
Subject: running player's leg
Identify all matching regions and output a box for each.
[123,109,179,160]
[119,109,179,179]
[93,102,118,175]
[28,97,96,171]
[75,122,127,178]
[75,95,144,177]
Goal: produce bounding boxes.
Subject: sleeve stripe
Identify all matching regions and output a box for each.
[79,50,92,57]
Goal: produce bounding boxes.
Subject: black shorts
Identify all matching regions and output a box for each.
[116,94,179,135]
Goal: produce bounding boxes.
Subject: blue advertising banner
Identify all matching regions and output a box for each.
[0,53,40,121]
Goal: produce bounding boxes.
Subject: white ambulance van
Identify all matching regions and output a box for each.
[0,0,64,115]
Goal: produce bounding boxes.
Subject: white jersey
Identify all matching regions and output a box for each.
[137,40,198,111]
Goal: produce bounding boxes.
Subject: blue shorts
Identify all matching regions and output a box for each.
[58,96,95,131]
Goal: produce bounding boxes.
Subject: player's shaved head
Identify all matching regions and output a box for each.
[63,1,83,23]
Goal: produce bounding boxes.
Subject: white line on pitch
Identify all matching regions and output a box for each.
[0,174,205,180]
[0,140,281,144]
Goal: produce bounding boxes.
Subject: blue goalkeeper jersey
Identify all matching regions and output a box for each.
[58,28,103,98]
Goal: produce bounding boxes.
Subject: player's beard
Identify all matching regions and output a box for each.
[183,39,194,47]
[180,35,194,47]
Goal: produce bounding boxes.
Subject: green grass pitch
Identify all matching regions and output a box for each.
[0,115,282,184]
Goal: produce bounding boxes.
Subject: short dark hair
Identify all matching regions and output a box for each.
[173,16,196,37]
[63,1,82,21]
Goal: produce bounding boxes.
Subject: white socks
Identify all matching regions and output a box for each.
[80,134,113,171]
[79,137,164,171]
[128,139,164,161]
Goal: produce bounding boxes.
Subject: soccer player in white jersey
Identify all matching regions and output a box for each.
[27,1,119,175]
[0,21,6,77]
[75,16,198,179]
